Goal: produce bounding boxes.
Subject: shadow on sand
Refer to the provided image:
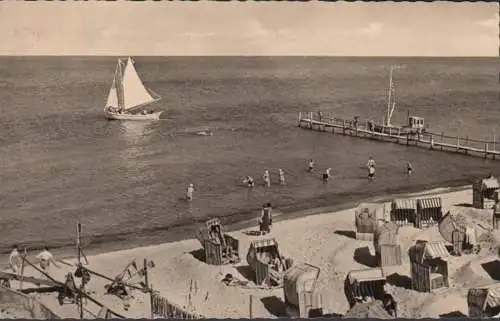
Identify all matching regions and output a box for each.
[439,311,467,318]
[189,248,206,263]
[386,273,412,290]
[261,296,287,317]
[481,260,500,280]
[236,265,256,283]
[454,203,473,208]
[334,230,356,239]
[353,246,377,268]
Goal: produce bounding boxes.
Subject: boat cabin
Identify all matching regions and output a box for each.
[407,116,424,129]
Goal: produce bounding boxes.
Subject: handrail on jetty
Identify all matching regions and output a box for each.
[297,111,500,160]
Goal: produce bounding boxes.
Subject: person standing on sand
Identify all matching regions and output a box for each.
[263,169,271,187]
[186,183,195,201]
[279,169,286,185]
[259,203,273,235]
[406,161,413,175]
[9,245,22,274]
[36,247,60,275]
[308,160,315,173]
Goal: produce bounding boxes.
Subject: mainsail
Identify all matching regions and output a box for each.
[105,57,160,112]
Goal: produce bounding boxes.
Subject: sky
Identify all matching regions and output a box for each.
[0,1,497,56]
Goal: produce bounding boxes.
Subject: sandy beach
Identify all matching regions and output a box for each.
[6,184,500,319]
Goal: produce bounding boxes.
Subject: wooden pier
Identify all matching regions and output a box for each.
[297,111,500,160]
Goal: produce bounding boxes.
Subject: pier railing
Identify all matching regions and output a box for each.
[297,111,500,159]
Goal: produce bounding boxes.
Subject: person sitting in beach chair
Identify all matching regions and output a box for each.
[406,161,413,176]
[308,160,315,173]
[259,203,273,235]
[322,168,331,183]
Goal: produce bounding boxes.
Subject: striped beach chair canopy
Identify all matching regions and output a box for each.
[251,238,278,250]
[418,197,442,209]
[409,240,450,264]
[391,199,417,210]
[482,177,500,190]
[468,284,500,314]
[347,268,386,284]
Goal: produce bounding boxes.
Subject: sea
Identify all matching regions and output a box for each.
[0,56,499,258]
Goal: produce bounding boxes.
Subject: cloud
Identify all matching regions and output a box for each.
[475,12,499,28]
[358,22,384,36]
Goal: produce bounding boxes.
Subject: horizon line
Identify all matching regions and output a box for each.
[0,55,496,58]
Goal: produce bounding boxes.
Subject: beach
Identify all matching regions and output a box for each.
[7,184,500,318]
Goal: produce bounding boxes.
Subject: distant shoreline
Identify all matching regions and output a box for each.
[0,180,471,268]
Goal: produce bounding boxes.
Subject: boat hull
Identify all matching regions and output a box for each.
[104,110,163,121]
[372,124,424,135]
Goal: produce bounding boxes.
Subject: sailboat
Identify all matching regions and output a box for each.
[104,57,163,121]
[371,65,426,135]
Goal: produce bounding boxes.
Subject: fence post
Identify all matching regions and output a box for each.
[456,136,460,152]
[485,143,489,159]
[430,134,434,149]
[249,295,253,319]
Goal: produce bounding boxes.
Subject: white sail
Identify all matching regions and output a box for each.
[121,57,157,111]
[105,77,119,108]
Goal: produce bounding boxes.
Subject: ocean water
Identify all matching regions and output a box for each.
[0,56,499,255]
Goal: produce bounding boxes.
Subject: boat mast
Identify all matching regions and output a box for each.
[385,66,394,127]
[117,58,126,111]
[385,64,405,127]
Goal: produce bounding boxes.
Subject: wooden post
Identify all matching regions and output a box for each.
[19,249,27,290]
[76,222,84,320]
[249,295,253,319]
[456,136,460,152]
[485,143,489,159]
[441,132,444,151]
[144,258,153,319]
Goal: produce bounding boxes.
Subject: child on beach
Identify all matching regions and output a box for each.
[279,169,286,185]
[308,160,315,173]
[9,245,22,274]
[186,183,195,201]
[263,169,271,187]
